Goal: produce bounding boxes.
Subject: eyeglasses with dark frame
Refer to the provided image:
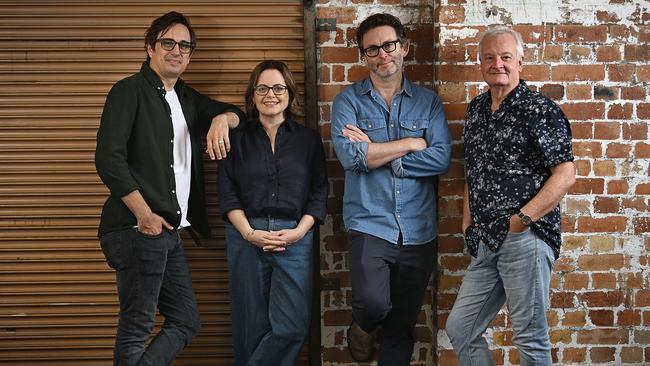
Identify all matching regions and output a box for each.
[156,38,195,55]
[254,84,288,96]
[362,39,401,57]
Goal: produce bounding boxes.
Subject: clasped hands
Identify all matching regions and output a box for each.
[245,228,307,252]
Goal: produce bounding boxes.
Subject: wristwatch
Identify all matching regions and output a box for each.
[517,211,533,226]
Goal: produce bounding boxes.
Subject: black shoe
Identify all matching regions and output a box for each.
[347,322,376,362]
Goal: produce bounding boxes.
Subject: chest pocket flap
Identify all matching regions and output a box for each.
[399,119,427,137]
[357,118,386,131]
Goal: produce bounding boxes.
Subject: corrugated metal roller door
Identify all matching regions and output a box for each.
[0,1,308,365]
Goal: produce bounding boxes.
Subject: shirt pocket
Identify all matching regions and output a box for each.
[399,119,427,138]
[357,118,387,142]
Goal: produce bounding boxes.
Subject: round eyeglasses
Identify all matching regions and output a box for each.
[156,38,195,55]
[362,40,401,57]
[254,84,288,96]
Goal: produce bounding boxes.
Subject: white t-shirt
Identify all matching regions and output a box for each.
[165,89,192,228]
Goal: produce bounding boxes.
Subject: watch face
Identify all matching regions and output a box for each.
[518,211,532,225]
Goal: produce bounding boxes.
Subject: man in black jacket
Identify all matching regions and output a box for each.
[95,11,243,366]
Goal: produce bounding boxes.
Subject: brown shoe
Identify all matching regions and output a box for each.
[347,322,376,362]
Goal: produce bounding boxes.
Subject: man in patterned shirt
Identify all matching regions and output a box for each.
[446,26,576,365]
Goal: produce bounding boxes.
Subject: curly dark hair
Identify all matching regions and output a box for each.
[356,13,407,50]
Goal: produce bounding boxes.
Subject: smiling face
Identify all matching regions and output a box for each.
[479,32,523,93]
[361,25,409,81]
[254,69,289,124]
[147,23,191,89]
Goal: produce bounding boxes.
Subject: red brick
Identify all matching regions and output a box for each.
[592,273,617,290]
[572,141,602,158]
[561,103,605,120]
[540,84,564,100]
[570,178,605,194]
[566,84,592,100]
[606,179,629,194]
[570,122,592,139]
[438,349,459,366]
[637,183,650,195]
[555,25,608,42]
[605,143,631,159]
[593,197,621,213]
[563,272,589,290]
[608,64,634,82]
[594,122,620,139]
[322,309,352,326]
[562,347,586,363]
[440,255,471,272]
[578,254,625,270]
[436,5,466,24]
[607,103,633,120]
[593,160,616,176]
[316,7,357,24]
[580,291,626,307]
[568,45,592,61]
[438,274,464,291]
[638,65,650,82]
[624,45,650,61]
[621,347,644,363]
[636,142,650,158]
[551,292,576,308]
[635,217,650,234]
[573,160,591,175]
[620,272,645,288]
[590,347,616,362]
[521,65,550,81]
[320,46,360,63]
[589,309,614,326]
[577,217,627,233]
[543,44,564,62]
[609,24,631,40]
[437,45,467,62]
[637,290,650,307]
[618,309,641,326]
[318,84,347,102]
[563,310,587,326]
[623,122,648,140]
[596,45,621,62]
[405,64,433,83]
[347,65,368,83]
[331,65,344,82]
[638,103,650,119]
[597,10,621,23]
[436,65,482,82]
[319,65,330,83]
[443,103,468,120]
[622,86,646,100]
[437,83,466,103]
[552,65,605,81]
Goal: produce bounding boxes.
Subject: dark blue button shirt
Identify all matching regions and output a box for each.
[218,118,328,223]
[463,80,574,259]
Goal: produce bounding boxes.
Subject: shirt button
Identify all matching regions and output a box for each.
[390,124,394,128]
[397,214,401,218]
[176,211,181,215]
[172,190,175,194]
[396,191,400,194]
[368,124,372,128]
[271,193,275,197]
[170,164,173,168]
[170,139,173,144]
[413,125,417,128]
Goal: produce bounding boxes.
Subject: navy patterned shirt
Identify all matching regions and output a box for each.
[463,80,574,259]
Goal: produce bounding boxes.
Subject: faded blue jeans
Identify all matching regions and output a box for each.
[226,216,313,366]
[99,228,201,366]
[446,229,555,366]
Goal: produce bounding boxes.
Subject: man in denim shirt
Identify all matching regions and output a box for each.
[332,13,451,365]
[446,27,575,365]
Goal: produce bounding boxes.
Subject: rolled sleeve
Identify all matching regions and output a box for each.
[332,92,370,173]
[303,133,329,223]
[217,147,243,221]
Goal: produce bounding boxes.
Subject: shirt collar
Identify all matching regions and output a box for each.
[140,61,186,97]
[252,117,296,133]
[486,79,528,112]
[355,76,413,98]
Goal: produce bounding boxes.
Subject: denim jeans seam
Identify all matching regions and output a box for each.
[467,280,500,366]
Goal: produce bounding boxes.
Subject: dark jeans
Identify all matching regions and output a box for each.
[347,230,435,366]
[100,228,201,366]
[226,217,313,366]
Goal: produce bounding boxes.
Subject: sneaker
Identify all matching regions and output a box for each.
[347,322,376,362]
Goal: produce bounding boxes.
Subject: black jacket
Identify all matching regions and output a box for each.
[95,61,243,237]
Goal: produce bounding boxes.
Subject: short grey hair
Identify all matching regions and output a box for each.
[478,26,525,59]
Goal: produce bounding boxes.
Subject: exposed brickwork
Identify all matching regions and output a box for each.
[316,1,649,365]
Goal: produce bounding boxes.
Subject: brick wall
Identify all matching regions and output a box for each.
[316,1,649,365]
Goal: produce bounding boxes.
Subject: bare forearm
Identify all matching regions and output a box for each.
[520,162,576,221]
[121,190,152,221]
[462,182,472,233]
[366,138,425,169]
[226,209,253,237]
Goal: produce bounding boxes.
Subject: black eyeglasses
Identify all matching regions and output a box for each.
[254,84,288,96]
[362,40,401,57]
[156,38,195,55]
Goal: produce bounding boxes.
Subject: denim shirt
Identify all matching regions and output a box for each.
[332,77,452,245]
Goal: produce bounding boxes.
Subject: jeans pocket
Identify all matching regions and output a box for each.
[135,231,168,275]
[100,231,126,270]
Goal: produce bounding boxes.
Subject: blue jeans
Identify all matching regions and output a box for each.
[226,216,313,366]
[446,229,555,366]
[99,228,201,366]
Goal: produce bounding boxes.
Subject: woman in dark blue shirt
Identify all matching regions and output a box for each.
[218,60,327,366]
